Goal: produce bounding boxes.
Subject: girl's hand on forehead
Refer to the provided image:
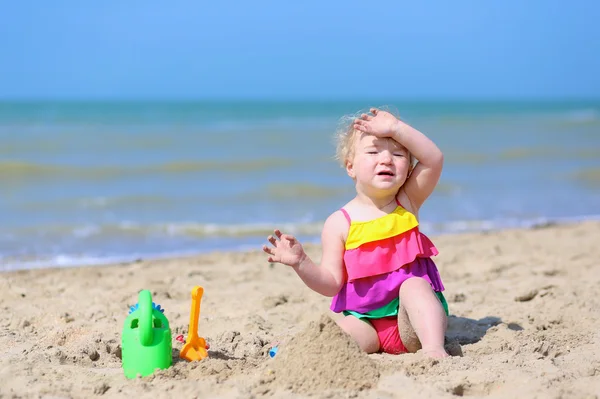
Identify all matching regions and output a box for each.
[353,108,399,138]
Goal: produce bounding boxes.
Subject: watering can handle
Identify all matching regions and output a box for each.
[138,290,153,346]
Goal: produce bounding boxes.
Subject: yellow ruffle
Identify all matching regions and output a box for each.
[345,206,419,250]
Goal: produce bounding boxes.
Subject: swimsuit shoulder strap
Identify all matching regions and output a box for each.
[340,208,351,225]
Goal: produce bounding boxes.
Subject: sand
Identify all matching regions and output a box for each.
[1,221,600,398]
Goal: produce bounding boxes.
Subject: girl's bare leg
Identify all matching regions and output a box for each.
[336,315,380,353]
[398,277,449,358]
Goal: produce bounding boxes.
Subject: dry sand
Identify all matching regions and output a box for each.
[2,221,600,398]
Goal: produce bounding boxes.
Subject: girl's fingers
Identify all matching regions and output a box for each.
[353,123,367,132]
[370,108,379,115]
[262,245,274,255]
[268,235,277,245]
[274,229,283,239]
[283,234,295,243]
[360,113,373,121]
[353,119,368,131]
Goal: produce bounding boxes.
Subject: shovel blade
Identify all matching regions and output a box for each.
[180,337,208,361]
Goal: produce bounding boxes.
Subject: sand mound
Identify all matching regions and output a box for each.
[268,314,380,395]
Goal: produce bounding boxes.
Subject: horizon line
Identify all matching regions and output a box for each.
[1,96,599,103]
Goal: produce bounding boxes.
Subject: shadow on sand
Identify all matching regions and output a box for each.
[446,315,523,347]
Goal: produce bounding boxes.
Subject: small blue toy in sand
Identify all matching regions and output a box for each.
[269,346,279,358]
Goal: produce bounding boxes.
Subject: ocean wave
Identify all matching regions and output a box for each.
[499,147,600,161]
[12,195,189,212]
[264,183,354,199]
[433,182,462,195]
[570,167,600,188]
[560,109,599,124]
[5,213,600,242]
[0,158,299,181]
[422,214,600,234]
[12,184,351,212]
[2,220,326,240]
[0,246,257,272]
[444,152,491,164]
[0,252,171,272]
[0,134,177,156]
[444,148,600,164]
[3,214,600,271]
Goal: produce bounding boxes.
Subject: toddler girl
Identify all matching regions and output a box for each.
[263,108,448,358]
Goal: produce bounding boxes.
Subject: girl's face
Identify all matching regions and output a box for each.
[346,133,411,196]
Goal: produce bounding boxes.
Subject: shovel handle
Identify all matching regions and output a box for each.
[186,286,203,343]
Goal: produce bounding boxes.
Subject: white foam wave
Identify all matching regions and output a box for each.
[2,214,600,272]
[561,109,599,123]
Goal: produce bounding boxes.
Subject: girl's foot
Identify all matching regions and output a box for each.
[421,347,450,358]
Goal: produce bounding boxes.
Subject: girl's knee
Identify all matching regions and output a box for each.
[336,316,380,353]
[400,277,433,295]
[335,315,353,332]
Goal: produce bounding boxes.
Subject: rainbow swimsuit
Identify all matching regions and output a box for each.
[331,200,448,350]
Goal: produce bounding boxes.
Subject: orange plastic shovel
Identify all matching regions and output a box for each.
[180,286,209,361]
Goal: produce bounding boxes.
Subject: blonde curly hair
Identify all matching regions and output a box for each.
[334,107,415,169]
[334,112,362,168]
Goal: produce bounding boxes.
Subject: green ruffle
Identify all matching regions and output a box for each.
[343,291,449,320]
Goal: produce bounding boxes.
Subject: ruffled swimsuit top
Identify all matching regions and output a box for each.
[330,199,447,319]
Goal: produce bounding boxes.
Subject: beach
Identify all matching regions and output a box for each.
[3,1,599,397]
[2,220,599,398]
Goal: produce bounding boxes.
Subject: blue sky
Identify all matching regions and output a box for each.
[1,1,599,100]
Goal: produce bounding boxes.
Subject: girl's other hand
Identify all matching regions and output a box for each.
[353,108,399,137]
[262,229,306,267]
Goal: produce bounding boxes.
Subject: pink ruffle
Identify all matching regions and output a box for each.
[344,228,438,282]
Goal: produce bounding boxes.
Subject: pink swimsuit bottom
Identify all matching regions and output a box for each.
[370,316,407,354]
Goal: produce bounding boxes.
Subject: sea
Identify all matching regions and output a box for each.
[1,100,599,271]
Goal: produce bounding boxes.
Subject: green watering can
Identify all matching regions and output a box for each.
[121,290,172,379]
